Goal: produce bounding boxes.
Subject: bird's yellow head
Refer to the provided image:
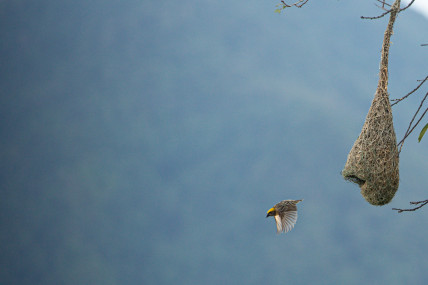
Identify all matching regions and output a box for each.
[266,207,276,218]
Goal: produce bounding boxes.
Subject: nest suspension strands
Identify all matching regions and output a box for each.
[342,0,400,206]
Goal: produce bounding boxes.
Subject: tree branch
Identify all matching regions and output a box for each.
[361,0,415,20]
[393,199,428,212]
[280,0,309,8]
[398,0,416,12]
[396,92,428,153]
[391,76,428,106]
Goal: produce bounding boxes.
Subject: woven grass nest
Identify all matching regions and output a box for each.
[342,0,400,206]
[342,88,399,205]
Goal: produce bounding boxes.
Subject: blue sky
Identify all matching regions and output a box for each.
[404,0,428,19]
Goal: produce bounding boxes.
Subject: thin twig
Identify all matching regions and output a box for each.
[391,76,428,106]
[398,0,415,12]
[397,93,428,153]
[280,0,309,8]
[393,199,428,212]
[361,9,391,20]
[375,0,391,10]
[361,0,415,20]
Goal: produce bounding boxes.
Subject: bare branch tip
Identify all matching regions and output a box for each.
[392,199,428,213]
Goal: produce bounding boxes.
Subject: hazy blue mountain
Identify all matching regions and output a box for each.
[1,0,428,284]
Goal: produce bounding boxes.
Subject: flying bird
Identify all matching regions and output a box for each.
[266,199,303,234]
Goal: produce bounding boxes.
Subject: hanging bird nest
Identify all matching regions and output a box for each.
[342,88,399,205]
[342,0,400,206]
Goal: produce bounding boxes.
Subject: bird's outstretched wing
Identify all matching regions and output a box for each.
[276,211,298,233]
